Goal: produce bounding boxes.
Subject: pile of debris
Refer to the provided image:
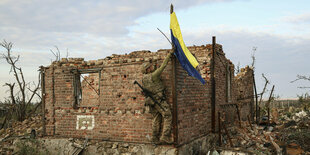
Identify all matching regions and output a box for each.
[0,115,43,154]
[218,108,310,155]
[219,122,281,154]
[277,109,310,154]
[1,107,309,154]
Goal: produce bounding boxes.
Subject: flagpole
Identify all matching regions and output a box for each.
[170,3,178,146]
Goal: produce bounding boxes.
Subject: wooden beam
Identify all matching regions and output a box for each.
[267,85,275,126]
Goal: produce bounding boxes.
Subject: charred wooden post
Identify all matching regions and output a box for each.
[222,118,233,147]
[267,85,275,126]
[258,106,261,123]
[218,111,222,146]
[40,66,46,136]
[253,72,258,124]
[247,114,253,130]
[258,74,269,124]
[236,104,241,128]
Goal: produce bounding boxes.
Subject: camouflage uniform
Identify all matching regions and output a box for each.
[141,53,173,144]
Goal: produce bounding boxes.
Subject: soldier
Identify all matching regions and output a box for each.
[141,52,173,144]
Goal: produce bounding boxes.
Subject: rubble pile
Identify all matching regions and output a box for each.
[220,122,279,154]
[277,109,310,153]
[0,107,309,155]
[0,115,43,154]
[219,108,310,155]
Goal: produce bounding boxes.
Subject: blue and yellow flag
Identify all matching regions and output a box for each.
[170,11,206,84]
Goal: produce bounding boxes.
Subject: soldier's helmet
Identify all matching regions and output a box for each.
[141,62,152,74]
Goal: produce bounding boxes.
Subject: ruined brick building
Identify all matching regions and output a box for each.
[40,41,254,154]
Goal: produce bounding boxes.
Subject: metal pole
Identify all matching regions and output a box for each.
[218,111,221,146]
[170,4,178,145]
[171,48,178,145]
[52,66,56,135]
[211,36,216,133]
[40,66,46,136]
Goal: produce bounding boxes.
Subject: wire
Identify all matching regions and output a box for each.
[80,74,99,96]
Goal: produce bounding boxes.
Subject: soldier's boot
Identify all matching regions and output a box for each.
[152,136,160,144]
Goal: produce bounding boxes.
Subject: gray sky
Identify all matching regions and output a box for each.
[1,0,310,101]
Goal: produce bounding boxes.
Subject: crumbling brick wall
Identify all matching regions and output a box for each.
[176,46,212,145]
[212,44,234,126]
[42,43,253,145]
[43,50,174,143]
[235,66,254,121]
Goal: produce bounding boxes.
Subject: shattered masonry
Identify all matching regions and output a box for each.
[41,43,254,149]
[235,66,255,121]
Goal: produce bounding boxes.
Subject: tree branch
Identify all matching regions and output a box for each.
[297,86,310,89]
[259,73,269,105]
[291,75,310,83]
[1,40,26,105]
[1,40,41,121]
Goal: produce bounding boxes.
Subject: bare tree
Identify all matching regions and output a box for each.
[291,75,310,82]
[259,73,270,105]
[291,75,310,89]
[291,74,310,91]
[256,74,270,122]
[291,75,310,110]
[0,40,40,122]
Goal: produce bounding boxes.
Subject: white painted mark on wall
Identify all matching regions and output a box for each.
[76,115,95,130]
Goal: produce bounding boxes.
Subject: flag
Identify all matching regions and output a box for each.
[170,11,206,84]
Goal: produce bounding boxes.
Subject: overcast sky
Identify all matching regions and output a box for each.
[1,0,310,101]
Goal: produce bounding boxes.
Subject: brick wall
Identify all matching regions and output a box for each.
[42,44,253,145]
[43,50,174,143]
[235,66,254,121]
[211,44,239,126]
[176,45,212,145]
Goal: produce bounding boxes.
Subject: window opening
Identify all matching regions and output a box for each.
[73,68,101,108]
[80,73,100,96]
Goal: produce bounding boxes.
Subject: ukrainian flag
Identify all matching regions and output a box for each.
[170,11,206,84]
